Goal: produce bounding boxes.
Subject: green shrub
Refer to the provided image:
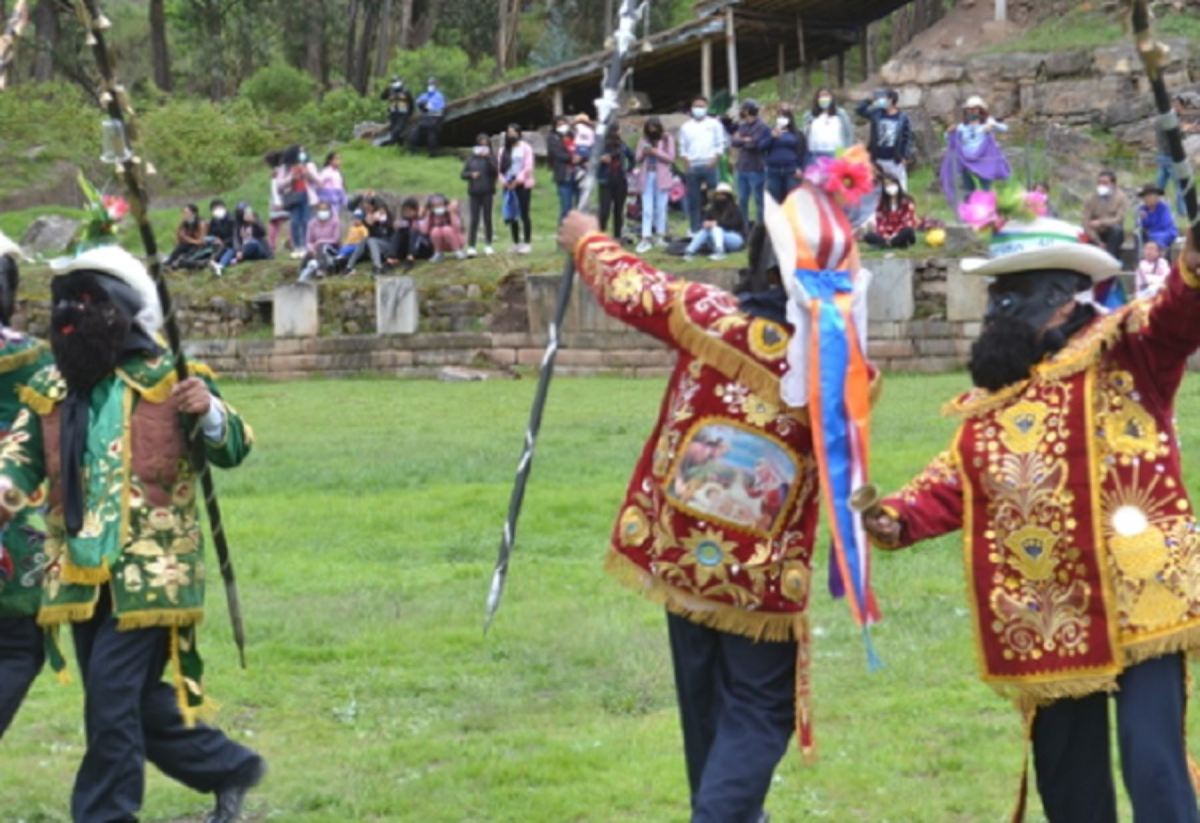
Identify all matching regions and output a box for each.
[290,87,382,145]
[139,98,273,191]
[240,60,319,113]
[386,45,498,101]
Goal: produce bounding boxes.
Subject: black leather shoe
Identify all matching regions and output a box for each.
[205,757,267,823]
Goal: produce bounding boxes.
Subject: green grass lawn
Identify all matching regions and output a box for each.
[4,370,1195,821]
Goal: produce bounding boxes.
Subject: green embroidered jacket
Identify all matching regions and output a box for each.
[0,333,53,618]
[0,351,252,630]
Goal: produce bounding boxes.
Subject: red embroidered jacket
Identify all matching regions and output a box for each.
[575,232,823,643]
[880,262,1200,705]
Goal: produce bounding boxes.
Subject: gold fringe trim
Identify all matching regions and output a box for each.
[666,302,809,425]
[36,600,99,627]
[1002,673,1121,714]
[17,384,56,416]
[605,550,801,642]
[116,608,204,631]
[117,362,216,405]
[1121,621,1200,670]
[60,556,111,585]
[0,342,47,375]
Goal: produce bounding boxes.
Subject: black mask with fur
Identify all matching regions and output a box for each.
[0,255,18,327]
[49,270,147,393]
[968,297,1096,391]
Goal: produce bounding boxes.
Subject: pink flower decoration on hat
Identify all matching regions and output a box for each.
[803,155,834,187]
[957,191,999,230]
[1025,190,1048,217]
[102,195,129,222]
[825,157,874,206]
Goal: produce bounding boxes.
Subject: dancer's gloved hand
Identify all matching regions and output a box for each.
[558,211,600,254]
[862,509,902,548]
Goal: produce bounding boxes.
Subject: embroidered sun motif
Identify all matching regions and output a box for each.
[678,529,737,586]
[618,506,650,547]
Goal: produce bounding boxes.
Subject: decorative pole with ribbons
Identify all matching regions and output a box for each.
[484,0,648,632]
[70,0,248,667]
[1132,0,1199,239]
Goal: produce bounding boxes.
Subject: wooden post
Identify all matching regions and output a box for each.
[725,6,739,104]
[797,15,810,95]
[859,25,871,82]
[701,38,713,101]
[836,50,845,88]
[552,87,563,117]
[995,0,1007,22]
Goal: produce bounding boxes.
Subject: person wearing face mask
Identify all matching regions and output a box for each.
[635,116,676,253]
[730,100,770,226]
[1081,170,1129,261]
[801,88,853,162]
[410,76,446,157]
[683,182,747,261]
[420,194,466,262]
[0,233,54,744]
[205,199,236,278]
[548,115,581,223]
[678,95,728,235]
[597,124,635,241]
[855,89,914,191]
[213,203,270,277]
[7,243,265,823]
[863,175,917,249]
[344,198,395,275]
[285,146,320,258]
[939,95,1011,205]
[500,124,535,254]
[299,202,342,281]
[461,134,499,258]
[864,220,1200,823]
[758,112,806,204]
[165,204,207,271]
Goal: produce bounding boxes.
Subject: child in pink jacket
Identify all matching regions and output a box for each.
[421,194,465,262]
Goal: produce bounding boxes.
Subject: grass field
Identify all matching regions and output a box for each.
[4,370,1198,822]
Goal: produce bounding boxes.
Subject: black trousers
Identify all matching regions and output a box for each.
[1096,225,1125,260]
[667,612,795,823]
[468,193,494,247]
[507,187,533,244]
[0,615,44,738]
[864,227,916,249]
[71,589,260,823]
[408,115,442,156]
[1033,653,1200,823]
[599,180,628,239]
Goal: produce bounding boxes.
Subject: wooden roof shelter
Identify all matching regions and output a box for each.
[441,0,914,145]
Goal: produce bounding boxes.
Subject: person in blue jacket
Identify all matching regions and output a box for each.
[409,76,447,157]
[856,88,914,191]
[759,110,807,205]
[1137,184,1178,255]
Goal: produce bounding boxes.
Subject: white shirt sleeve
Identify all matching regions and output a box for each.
[201,398,227,441]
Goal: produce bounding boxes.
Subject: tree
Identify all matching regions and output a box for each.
[30,0,58,82]
[150,0,172,92]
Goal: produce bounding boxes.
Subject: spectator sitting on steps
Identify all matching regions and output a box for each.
[1137,183,1178,255]
[683,182,746,262]
[1081,169,1129,261]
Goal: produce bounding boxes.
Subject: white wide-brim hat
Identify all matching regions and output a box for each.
[964,94,987,109]
[0,231,30,262]
[50,244,163,336]
[961,217,1121,281]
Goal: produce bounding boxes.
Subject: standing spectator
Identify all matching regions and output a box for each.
[939,95,1010,204]
[863,175,918,249]
[285,148,319,258]
[206,199,236,277]
[1082,170,1129,260]
[345,198,394,275]
[422,194,466,262]
[801,88,854,161]
[636,117,676,253]
[1135,239,1170,298]
[548,115,580,222]
[214,203,270,276]
[165,204,206,271]
[461,133,498,257]
[679,95,727,236]
[410,76,446,157]
[730,99,770,227]
[1155,96,1188,218]
[501,124,535,254]
[856,88,914,191]
[388,198,434,270]
[266,151,290,254]
[298,202,342,282]
[1137,184,1178,253]
[379,76,414,147]
[598,126,634,240]
[1031,181,1058,218]
[316,152,347,215]
[760,111,806,204]
[683,182,746,261]
[573,113,596,166]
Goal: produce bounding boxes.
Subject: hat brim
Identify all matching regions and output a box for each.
[961,243,1120,281]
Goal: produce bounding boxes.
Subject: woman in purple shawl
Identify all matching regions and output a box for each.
[939,95,1011,207]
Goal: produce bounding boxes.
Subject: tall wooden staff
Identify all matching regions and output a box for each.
[1132,0,1199,240]
[484,1,649,631]
[71,0,248,667]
